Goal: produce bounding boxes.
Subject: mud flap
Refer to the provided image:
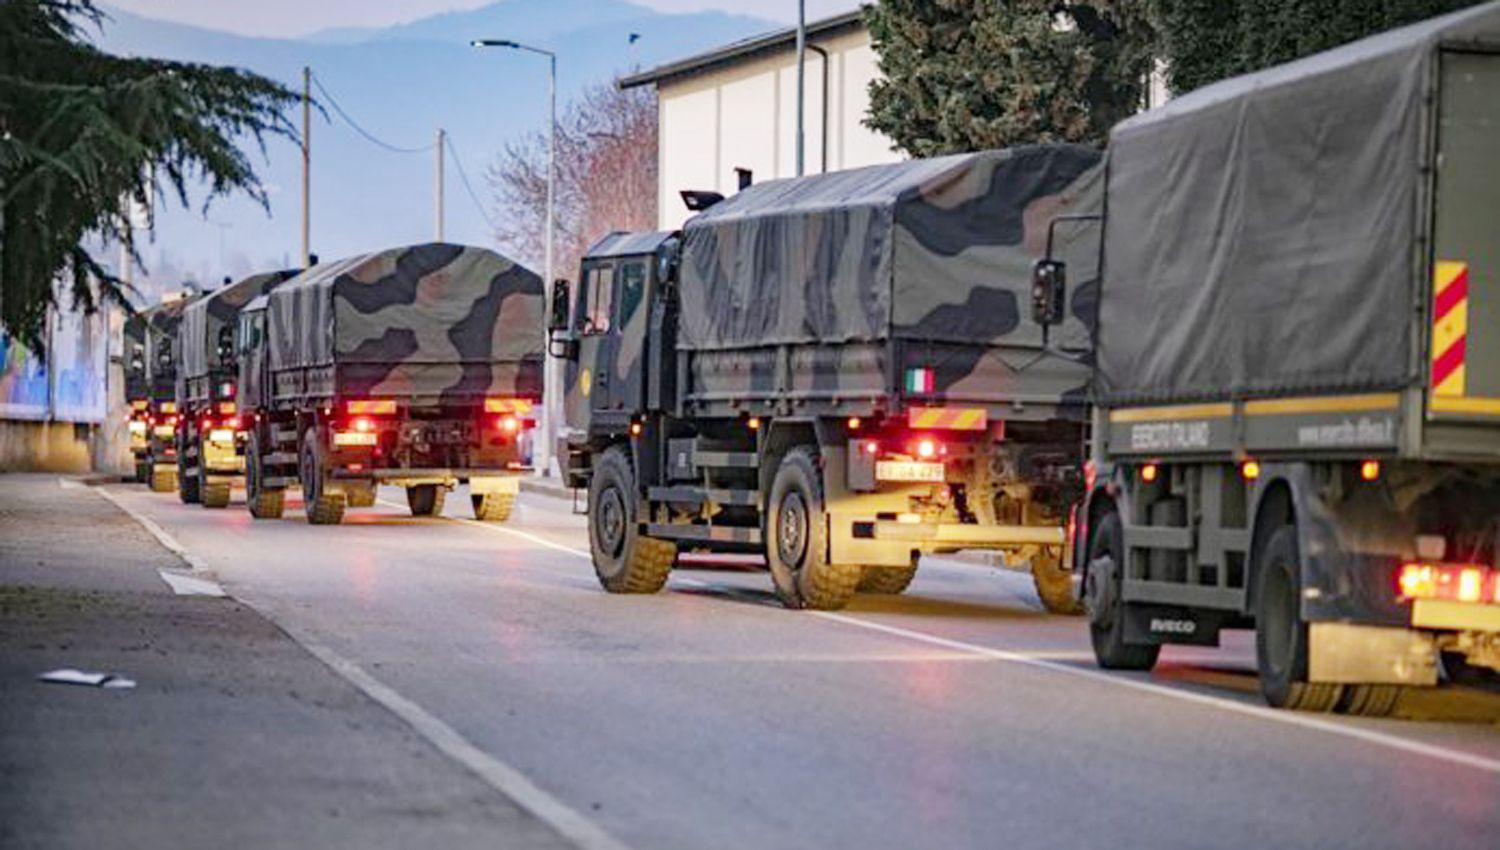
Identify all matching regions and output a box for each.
[1122,604,1230,647]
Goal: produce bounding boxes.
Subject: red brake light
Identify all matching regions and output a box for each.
[352,417,375,433]
[1398,562,1496,603]
[916,438,937,460]
[1140,463,1159,483]
[498,415,521,434]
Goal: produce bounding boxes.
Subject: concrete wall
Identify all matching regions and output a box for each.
[0,420,102,473]
[655,27,903,230]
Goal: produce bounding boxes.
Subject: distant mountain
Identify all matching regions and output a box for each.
[90,1,774,294]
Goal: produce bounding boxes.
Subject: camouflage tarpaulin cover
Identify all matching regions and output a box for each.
[179,270,296,379]
[678,144,1102,352]
[267,243,544,398]
[1098,2,1500,404]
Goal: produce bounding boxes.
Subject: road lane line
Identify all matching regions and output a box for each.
[812,611,1500,776]
[102,488,636,850]
[461,495,1500,777]
[95,486,212,572]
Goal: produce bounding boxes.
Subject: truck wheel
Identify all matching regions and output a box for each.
[1084,510,1160,670]
[1338,684,1403,717]
[858,561,918,594]
[345,483,377,508]
[407,484,446,516]
[133,459,150,484]
[149,464,177,494]
[766,447,861,610]
[198,437,230,509]
[1032,548,1083,615]
[177,452,201,504]
[1255,525,1343,711]
[300,428,345,525]
[245,432,283,520]
[472,492,514,522]
[588,446,675,593]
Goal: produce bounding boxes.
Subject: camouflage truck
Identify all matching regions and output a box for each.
[175,271,297,508]
[1053,4,1500,713]
[124,296,195,491]
[238,243,544,524]
[550,145,1102,611]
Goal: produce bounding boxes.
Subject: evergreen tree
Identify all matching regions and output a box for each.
[1152,0,1486,94]
[863,1,1156,157]
[0,0,298,348]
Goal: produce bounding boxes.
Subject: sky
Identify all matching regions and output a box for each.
[110,0,863,37]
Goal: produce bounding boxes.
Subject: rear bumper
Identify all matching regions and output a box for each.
[1412,599,1500,632]
[858,520,1065,549]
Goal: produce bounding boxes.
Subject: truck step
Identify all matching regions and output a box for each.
[647,486,759,507]
[646,523,762,545]
[263,451,299,466]
[692,450,758,469]
[261,476,296,489]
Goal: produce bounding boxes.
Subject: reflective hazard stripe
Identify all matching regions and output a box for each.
[907,406,987,430]
[1432,261,1469,397]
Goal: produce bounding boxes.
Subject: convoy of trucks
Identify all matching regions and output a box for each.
[235,243,544,524]
[111,4,1498,711]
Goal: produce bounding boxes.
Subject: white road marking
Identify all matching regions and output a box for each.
[463,494,1500,778]
[94,486,211,572]
[157,570,227,597]
[100,488,636,850]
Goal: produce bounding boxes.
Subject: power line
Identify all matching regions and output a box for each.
[311,72,435,154]
[444,134,496,231]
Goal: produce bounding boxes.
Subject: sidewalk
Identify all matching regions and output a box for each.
[0,474,574,850]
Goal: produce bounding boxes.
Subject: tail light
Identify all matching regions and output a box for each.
[916,438,938,460]
[1397,562,1499,604]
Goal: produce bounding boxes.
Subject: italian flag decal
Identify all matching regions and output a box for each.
[905,367,935,394]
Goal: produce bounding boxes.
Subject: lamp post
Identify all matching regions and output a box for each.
[472,38,558,477]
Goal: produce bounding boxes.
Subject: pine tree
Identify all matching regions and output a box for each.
[1152,0,1486,94]
[0,0,299,348]
[863,1,1156,157]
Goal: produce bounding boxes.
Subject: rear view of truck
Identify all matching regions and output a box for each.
[241,243,544,524]
[555,145,1102,611]
[125,297,193,492]
[1075,5,1500,712]
[175,271,296,508]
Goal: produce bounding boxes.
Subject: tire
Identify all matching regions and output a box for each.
[345,484,377,509]
[765,447,861,610]
[149,465,177,494]
[133,459,150,484]
[177,432,201,504]
[858,561,918,594]
[1338,684,1403,718]
[1255,525,1343,711]
[1032,548,1084,615]
[407,484,446,517]
[300,427,345,526]
[588,446,675,593]
[1084,510,1160,670]
[201,480,230,509]
[472,492,515,522]
[245,431,284,520]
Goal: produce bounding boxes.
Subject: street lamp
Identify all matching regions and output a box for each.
[472,37,558,477]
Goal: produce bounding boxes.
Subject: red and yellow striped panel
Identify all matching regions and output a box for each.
[1431,260,1469,397]
[907,406,988,431]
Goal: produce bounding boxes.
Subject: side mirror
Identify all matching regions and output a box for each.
[548,279,571,334]
[1031,260,1067,326]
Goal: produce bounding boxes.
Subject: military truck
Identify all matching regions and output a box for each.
[124,297,194,491]
[238,243,544,524]
[1059,4,1500,713]
[175,271,297,508]
[550,145,1102,611]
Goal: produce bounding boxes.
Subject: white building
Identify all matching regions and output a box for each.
[620,11,903,231]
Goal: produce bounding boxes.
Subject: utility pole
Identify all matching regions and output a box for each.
[301,66,311,268]
[795,0,806,176]
[435,128,446,242]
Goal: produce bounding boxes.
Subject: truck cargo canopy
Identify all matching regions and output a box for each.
[678,145,1102,352]
[179,271,296,379]
[1098,1,1500,404]
[267,243,544,398]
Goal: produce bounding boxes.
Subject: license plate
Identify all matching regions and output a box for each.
[875,460,945,482]
[152,425,175,438]
[208,429,235,444]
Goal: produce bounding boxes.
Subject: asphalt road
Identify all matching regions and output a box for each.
[98,481,1500,850]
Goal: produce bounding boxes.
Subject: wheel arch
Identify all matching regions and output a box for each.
[1246,474,1299,615]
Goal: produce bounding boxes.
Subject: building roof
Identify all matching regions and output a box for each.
[618,10,865,90]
